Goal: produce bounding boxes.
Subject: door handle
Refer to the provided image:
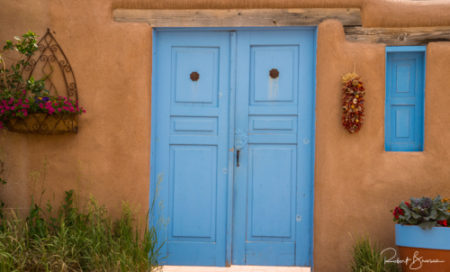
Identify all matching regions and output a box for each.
[235,129,247,168]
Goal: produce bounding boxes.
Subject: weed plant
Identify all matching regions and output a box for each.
[0,190,161,271]
[351,237,400,272]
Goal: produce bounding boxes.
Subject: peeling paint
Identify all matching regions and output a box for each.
[268,77,279,99]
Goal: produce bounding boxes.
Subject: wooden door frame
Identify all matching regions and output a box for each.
[150,27,317,267]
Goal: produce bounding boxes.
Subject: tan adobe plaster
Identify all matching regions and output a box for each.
[362,0,450,27]
[315,19,450,271]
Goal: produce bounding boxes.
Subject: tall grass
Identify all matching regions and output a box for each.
[0,190,161,271]
[0,176,6,221]
[351,237,400,272]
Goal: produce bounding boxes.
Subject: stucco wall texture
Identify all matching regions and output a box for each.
[0,0,449,271]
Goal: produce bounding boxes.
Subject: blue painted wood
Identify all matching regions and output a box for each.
[385,47,425,151]
[153,31,230,266]
[232,29,315,266]
[310,28,318,271]
[171,117,217,134]
[248,145,296,238]
[386,46,427,53]
[395,224,450,250]
[152,28,315,267]
[226,30,237,267]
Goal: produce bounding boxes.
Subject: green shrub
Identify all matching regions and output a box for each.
[0,177,5,222]
[351,237,400,272]
[0,190,161,271]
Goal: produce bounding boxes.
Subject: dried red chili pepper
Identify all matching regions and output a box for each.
[341,73,365,133]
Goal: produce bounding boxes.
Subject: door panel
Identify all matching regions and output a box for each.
[170,145,217,238]
[232,30,315,266]
[153,29,315,267]
[248,145,296,238]
[251,45,298,103]
[154,31,230,266]
[173,47,219,105]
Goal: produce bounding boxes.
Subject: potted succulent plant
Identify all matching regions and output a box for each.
[392,196,450,272]
[0,31,85,134]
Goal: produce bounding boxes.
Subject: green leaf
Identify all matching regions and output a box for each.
[429,209,438,220]
[2,40,13,50]
[419,221,436,230]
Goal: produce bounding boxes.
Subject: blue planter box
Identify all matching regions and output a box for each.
[395,224,450,250]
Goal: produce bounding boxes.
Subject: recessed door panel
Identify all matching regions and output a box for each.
[395,62,414,94]
[173,47,219,105]
[250,45,298,104]
[170,145,217,239]
[394,106,414,139]
[248,145,296,239]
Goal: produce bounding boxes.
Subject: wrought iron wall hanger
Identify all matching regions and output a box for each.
[22,28,78,101]
[7,29,81,134]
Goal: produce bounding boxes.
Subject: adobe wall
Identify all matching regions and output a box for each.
[315,20,450,271]
[1,1,449,271]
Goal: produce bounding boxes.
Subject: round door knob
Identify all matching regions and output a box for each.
[190,71,200,81]
[269,68,279,79]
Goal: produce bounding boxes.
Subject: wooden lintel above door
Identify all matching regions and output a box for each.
[345,26,450,46]
[112,8,362,27]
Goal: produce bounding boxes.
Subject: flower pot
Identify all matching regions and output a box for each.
[395,224,450,272]
[5,113,78,134]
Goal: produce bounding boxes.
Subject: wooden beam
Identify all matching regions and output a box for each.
[113,8,450,45]
[113,8,362,27]
[344,26,450,46]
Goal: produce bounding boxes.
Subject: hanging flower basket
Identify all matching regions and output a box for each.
[0,30,85,134]
[1,94,85,134]
[5,112,78,134]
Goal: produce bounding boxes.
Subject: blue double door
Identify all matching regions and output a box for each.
[152,29,315,267]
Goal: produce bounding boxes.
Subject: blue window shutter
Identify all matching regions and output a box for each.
[385,46,426,151]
